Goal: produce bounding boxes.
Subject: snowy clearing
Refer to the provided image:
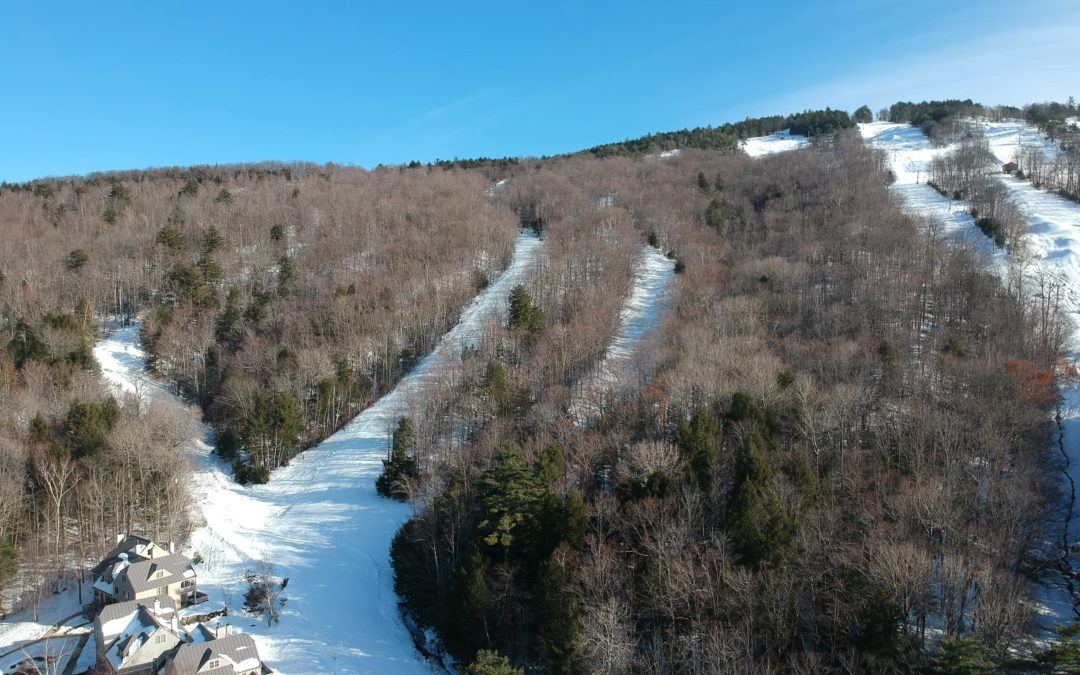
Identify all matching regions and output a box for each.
[569,246,675,423]
[740,129,809,157]
[0,580,93,675]
[86,231,542,673]
[861,120,1080,635]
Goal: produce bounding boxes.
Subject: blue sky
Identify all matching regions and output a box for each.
[1,0,1078,182]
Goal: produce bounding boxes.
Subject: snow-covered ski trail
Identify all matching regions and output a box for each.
[860,122,1008,268]
[94,231,543,674]
[861,120,1080,634]
[741,129,809,157]
[569,246,675,424]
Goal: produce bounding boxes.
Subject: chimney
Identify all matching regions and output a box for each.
[217,623,232,638]
[154,598,161,614]
[168,541,175,554]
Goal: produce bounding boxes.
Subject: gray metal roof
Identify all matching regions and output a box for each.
[164,634,264,674]
[96,597,177,635]
[122,553,195,593]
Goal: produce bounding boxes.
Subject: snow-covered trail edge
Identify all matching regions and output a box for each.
[94,231,543,674]
[569,246,675,423]
[861,121,1080,635]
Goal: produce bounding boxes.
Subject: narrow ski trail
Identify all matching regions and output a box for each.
[569,246,674,424]
[94,231,542,673]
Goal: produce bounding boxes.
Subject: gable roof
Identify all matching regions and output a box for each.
[164,634,265,675]
[97,597,177,639]
[91,534,162,576]
[121,553,196,593]
[97,599,183,671]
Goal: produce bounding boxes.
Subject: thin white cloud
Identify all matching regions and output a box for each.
[754,11,1080,114]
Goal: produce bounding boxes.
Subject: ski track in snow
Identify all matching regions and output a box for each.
[741,129,809,157]
[861,120,1080,634]
[92,231,542,674]
[569,246,675,423]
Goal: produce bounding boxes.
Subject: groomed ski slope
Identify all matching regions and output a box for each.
[861,120,1080,632]
[741,129,809,157]
[859,122,1007,268]
[569,246,675,423]
[95,231,542,674]
[975,120,1080,277]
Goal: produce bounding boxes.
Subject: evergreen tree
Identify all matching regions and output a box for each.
[477,442,546,558]
[929,637,998,674]
[65,398,119,459]
[727,429,790,566]
[538,443,564,486]
[563,490,586,552]
[29,413,49,442]
[483,360,508,413]
[270,223,285,241]
[7,321,48,367]
[697,171,711,192]
[277,255,295,296]
[853,105,873,124]
[179,177,200,197]
[676,408,721,489]
[376,417,419,500]
[216,289,244,350]
[534,557,581,673]
[66,249,88,271]
[467,650,523,675]
[156,225,187,252]
[271,392,303,462]
[1037,621,1080,672]
[215,188,233,204]
[507,285,543,333]
[705,198,743,234]
[202,226,223,254]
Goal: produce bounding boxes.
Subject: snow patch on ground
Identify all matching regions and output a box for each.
[741,129,809,157]
[0,581,93,674]
[90,231,543,673]
[569,246,675,423]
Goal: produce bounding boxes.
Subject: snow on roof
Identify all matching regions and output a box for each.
[164,633,264,675]
[97,597,177,640]
[101,602,180,670]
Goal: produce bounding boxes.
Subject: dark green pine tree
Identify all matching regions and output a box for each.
[467,650,522,675]
[697,171,711,192]
[727,429,791,566]
[507,285,543,333]
[483,360,509,413]
[270,391,304,463]
[853,104,873,124]
[376,417,419,500]
[929,636,998,674]
[676,407,721,489]
[534,557,581,673]
[477,442,546,559]
[29,413,50,442]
